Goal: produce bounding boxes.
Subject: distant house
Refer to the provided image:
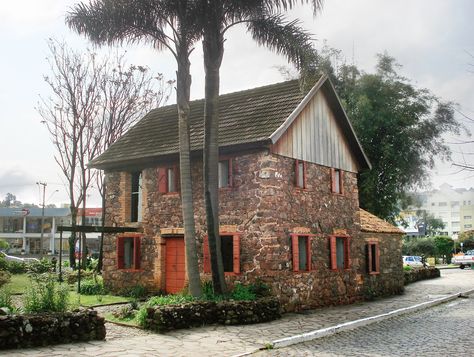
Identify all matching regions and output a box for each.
[91,76,404,311]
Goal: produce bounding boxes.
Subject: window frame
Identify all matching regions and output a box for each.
[366,240,380,275]
[329,235,351,271]
[116,234,142,271]
[157,165,180,194]
[331,168,344,195]
[294,159,307,189]
[291,233,314,272]
[130,171,143,222]
[218,157,234,189]
[203,232,240,275]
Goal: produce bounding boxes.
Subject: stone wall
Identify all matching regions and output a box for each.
[360,232,404,299]
[0,309,105,350]
[103,149,402,311]
[143,297,281,332]
[404,267,440,285]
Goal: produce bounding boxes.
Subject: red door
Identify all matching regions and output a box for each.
[165,237,186,293]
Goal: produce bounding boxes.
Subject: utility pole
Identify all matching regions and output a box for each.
[37,182,47,258]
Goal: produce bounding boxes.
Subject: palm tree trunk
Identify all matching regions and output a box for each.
[177,45,202,297]
[203,15,226,294]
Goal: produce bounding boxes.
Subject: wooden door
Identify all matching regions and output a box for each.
[165,237,186,293]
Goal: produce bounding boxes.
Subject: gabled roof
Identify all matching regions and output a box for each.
[359,209,404,234]
[90,76,370,170]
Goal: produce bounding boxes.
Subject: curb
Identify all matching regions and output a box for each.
[233,288,474,356]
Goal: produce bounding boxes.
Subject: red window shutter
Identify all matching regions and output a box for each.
[375,242,380,273]
[157,168,167,193]
[228,158,233,187]
[291,234,299,272]
[331,168,336,193]
[344,237,351,269]
[134,236,141,270]
[340,170,344,195]
[174,165,180,192]
[302,161,307,189]
[117,236,125,269]
[294,160,299,187]
[203,236,211,273]
[306,236,311,271]
[329,236,337,270]
[233,234,240,274]
[367,244,372,273]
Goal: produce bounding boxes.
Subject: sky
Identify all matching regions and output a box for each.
[0,0,473,207]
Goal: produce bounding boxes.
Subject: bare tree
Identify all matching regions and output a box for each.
[38,39,172,268]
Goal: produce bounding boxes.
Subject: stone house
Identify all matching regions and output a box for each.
[91,75,404,311]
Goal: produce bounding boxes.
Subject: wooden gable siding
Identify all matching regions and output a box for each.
[271,90,358,173]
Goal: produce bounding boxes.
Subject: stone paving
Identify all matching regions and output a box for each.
[5,269,474,357]
[255,286,474,356]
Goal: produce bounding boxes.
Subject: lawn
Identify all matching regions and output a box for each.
[4,273,131,307]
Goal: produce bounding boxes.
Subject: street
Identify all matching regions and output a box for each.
[257,277,474,356]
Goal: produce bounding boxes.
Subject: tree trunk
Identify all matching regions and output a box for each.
[69,205,77,269]
[203,12,226,294]
[177,44,202,297]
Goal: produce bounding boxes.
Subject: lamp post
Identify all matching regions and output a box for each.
[37,182,47,258]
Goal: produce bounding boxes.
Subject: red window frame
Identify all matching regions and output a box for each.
[329,235,351,271]
[295,159,307,189]
[291,233,314,272]
[331,168,344,195]
[116,234,142,271]
[203,232,240,275]
[367,241,380,275]
[218,157,234,189]
[157,165,180,194]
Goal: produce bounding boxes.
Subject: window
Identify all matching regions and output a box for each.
[291,234,312,272]
[329,235,350,270]
[158,166,179,194]
[203,233,240,274]
[130,172,143,222]
[294,159,306,189]
[464,216,472,220]
[439,202,447,207]
[465,224,473,229]
[451,201,460,207]
[331,168,344,194]
[218,159,233,188]
[117,235,141,270]
[367,241,380,274]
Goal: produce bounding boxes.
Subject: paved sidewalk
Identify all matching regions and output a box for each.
[7,269,474,357]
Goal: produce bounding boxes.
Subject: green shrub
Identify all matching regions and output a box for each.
[136,306,148,327]
[230,283,256,301]
[403,265,413,271]
[248,280,271,298]
[79,278,105,295]
[146,294,195,307]
[64,270,94,284]
[0,288,15,312]
[7,261,27,274]
[201,280,224,301]
[0,270,11,288]
[23,273,70,313]
[0,255,8,271]
[27,258,54,274]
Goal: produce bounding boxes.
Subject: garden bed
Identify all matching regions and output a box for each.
[0,308,105,350]
[404,267,440,285]
[142,297,281,332]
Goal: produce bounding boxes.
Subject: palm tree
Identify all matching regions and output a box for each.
[66,0,203,297]
[201,0,322,294]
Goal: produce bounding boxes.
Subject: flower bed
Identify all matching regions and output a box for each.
[0,308,105,350]
[404,267,440,285]
[143,297,280,332]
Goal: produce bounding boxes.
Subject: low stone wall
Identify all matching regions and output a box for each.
[144,297,281,332]
[0,309,106,350]
[404,267,440,285]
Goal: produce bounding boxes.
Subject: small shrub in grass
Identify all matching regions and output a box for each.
[230,283,256,301]
[201,280,224,301]
[23,273,70,313]
[0,270,11,288]
[403,265,413,271]
[27,258,54,274]
[0,255,8,271]
[79,278,105,295]
[0,288,15,312]
[7,261,27,274]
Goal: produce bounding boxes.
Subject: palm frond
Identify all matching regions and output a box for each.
[247,14,315,70]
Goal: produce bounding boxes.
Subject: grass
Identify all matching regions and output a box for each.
[3,273,132,307]
[4,274,30,294]
[105,312,140,327]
